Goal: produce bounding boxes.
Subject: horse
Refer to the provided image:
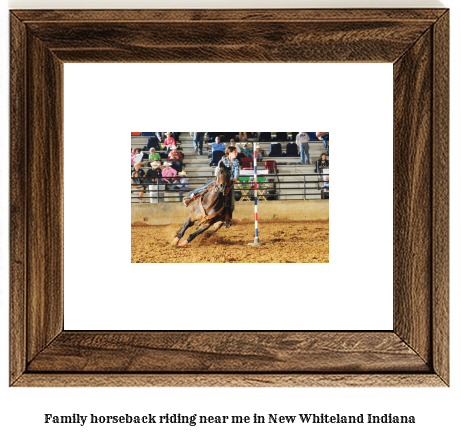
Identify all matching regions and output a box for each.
[172,161,233,247]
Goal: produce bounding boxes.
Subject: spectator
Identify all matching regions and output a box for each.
[163,132,176,153]
[148,148,161,165]
[211,136,226,153]
[239,132,248,142]
[167,144,183,172]
[190,132,207,155]
[208,135,227,158]
[316,132,329,155]
[256,144,265,162]
[161,161,178,190]
[296,132,310,165]
[241,143,253,157]
[131,148,145,166]
[176,171,190,201]
[315,153,329,173]
[316,131,328,140]
[145,161,163,184]
[131,162,145,203]
[131,148,137,165]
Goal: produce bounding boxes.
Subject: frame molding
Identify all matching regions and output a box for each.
[10,9,449,387]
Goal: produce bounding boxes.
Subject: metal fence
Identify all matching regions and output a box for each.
[131,172,329,203]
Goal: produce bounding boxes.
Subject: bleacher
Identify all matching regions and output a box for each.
[131,132,329,202]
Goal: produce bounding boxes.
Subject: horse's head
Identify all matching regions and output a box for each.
[216,161,231,193]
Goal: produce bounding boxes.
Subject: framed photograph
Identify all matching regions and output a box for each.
[130,130,330,262]
[10,9,449,387]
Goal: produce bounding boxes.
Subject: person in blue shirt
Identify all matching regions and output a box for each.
[211,135,226,152]
[241,143,253,157]
[219,146,240,228]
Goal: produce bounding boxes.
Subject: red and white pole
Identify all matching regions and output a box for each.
[248,141,265,246]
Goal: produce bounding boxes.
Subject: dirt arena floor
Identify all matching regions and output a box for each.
[131,219,329,263]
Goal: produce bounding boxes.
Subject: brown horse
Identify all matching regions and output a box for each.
[172,161,232,247]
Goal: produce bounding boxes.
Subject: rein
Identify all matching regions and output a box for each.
[213,174,234,196]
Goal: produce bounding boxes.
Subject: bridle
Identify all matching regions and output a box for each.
[214,166,233,195]
[197,165,234,225]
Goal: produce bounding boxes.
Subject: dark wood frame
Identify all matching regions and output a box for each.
[10,9,449,387]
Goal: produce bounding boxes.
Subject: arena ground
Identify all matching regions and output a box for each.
[131,219,329,263]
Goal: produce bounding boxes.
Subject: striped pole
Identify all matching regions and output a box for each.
[248,141,266,246]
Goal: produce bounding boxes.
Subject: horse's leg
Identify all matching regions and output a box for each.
[178,221,212,247]
[172,215,194,245]
[206,221,224,237]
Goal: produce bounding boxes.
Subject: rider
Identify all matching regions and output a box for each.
[220,146,240,227]
[182,146,240,227]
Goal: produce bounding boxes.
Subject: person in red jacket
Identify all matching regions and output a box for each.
[167,144,183,172]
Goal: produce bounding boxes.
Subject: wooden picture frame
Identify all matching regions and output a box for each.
[10,9,449,387]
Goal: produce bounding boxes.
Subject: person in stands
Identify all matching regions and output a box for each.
[131,162,145,203]
[239,132,248,142]
[161,161,178,190]
[241,143,253,157]
[131,148,137,165]
[145,161,163,184]
[211,135,225,153]
[296,132,310,165]
[315,153,329,173]
[256,144,265,162]
[131,148,144,166]
[167,144,183,172]
[190,132,207,155]
[316,132,329,155]
[163,132,176,154]
[148,147,161,165]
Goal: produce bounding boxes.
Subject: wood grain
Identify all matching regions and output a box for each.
[26,34,64,362]
[13,374,446,388]
[9,9,449,387]
[27,332,429,373]
[432,11,450,385]
[393,28,433,364]
[12,9,447,23]
[10,13,27,384]
[27,20,433,64]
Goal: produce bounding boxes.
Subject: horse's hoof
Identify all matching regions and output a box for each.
[172,237,180,246]
[178,240,189,248]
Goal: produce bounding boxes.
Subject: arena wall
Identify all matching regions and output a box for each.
[132,200,329,225]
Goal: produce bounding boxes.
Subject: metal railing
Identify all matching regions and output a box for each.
[131,173,329,203]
